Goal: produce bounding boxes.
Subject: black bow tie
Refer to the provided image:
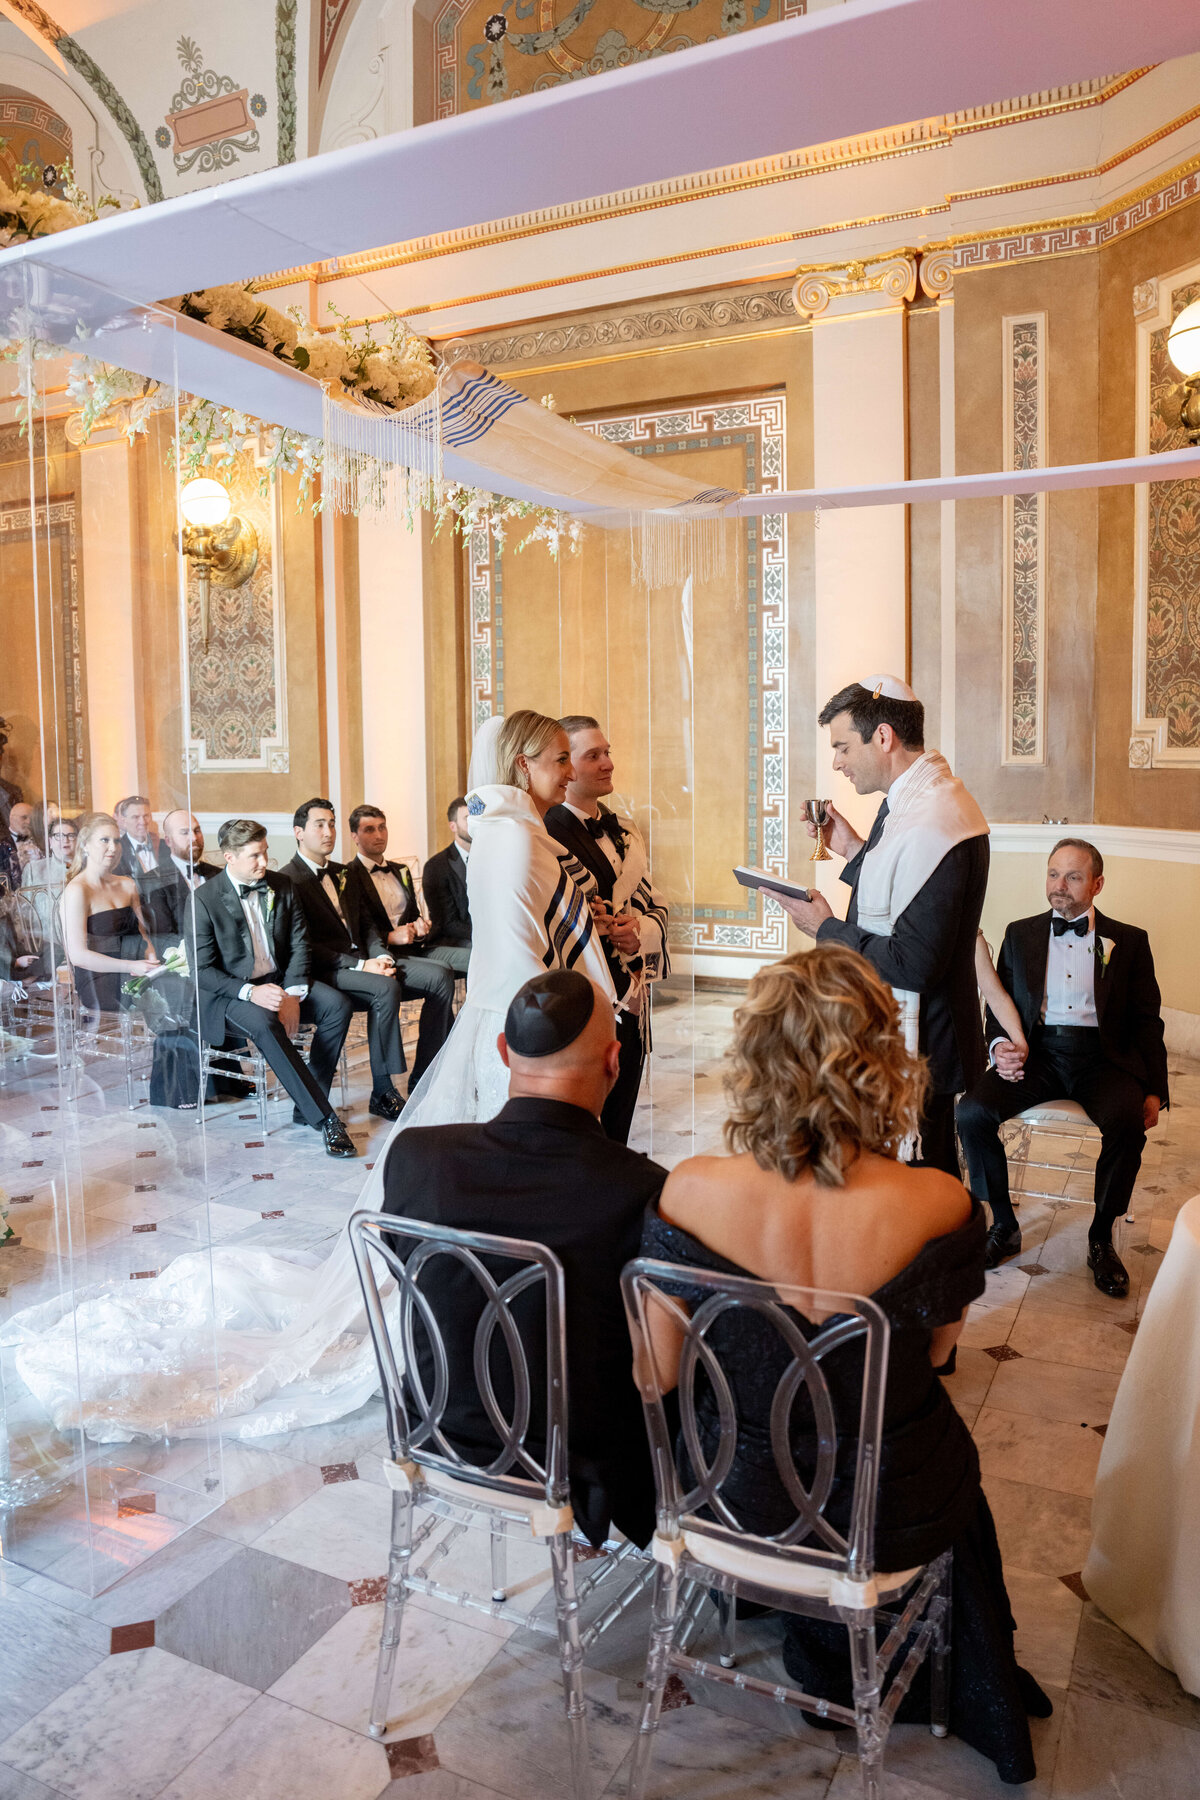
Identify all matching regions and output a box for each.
[584,817,606,840]
[369,862,389,874]
[1052,914,1090,938]
[239,881,270,897]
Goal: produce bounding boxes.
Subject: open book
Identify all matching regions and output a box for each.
[734,866,813,903]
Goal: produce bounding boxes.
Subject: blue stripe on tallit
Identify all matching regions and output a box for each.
[542,865,593,969]
[442,372,528,448]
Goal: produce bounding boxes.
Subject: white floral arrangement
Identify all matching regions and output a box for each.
[0,149,126,248]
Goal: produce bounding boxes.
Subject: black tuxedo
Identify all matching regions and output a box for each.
[421,843,471,948]
[958,909,1168,1242]
[340,856,455,1084]
[139,856,220,943]
[816,805,990,1175]
[114,833,160,881]
[282,854,403,1096]
[381,1096,667,1546]
[545,803,645,1145]
[191,871,346,1127]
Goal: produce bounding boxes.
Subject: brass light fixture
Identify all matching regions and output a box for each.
[179,477,259,648]
[1162,299,1200,444]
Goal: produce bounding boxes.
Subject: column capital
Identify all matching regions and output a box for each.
[791,253,918,320]
[918,250,955,300]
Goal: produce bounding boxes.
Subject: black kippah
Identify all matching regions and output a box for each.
[504,970,595,1058]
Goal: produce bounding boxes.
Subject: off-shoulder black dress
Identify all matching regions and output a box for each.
[640,1199,1050,1786]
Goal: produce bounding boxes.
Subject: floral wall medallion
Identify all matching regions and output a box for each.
[433,0,806,118]
[1002,314,1045,764]
[164,36,260,177]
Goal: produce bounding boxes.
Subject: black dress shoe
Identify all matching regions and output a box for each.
[369,1087,404,1121]
[321,1116,357,1157]
[1087,1239,1129,1298]
[984,1222,1022,1270]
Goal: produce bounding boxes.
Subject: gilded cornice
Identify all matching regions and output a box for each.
[790,255,918,318]
[444,285,798,366]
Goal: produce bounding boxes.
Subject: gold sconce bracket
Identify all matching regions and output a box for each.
[180,515,258,648]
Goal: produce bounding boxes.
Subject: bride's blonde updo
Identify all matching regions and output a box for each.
[494,710,564,789]
[67,811,120,881]
[723,944,928,1188]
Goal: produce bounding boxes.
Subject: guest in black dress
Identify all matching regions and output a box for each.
[60,812,202,1109]
[639,943,1049,1786]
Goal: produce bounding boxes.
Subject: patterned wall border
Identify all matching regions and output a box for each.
[1001,313,1046,765]
[466,521,502,731]
[182,485,290,773]
[0,496,87,807]
[453,286,797,368]
[1131,261,1200,769]
[951,155,1200,272]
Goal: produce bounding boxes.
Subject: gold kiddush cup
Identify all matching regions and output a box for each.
[804,799,832,861]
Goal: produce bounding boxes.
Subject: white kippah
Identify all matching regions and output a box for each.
[860,673,918,702]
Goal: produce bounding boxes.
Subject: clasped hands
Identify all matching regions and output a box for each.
[388,920,428,948]
[591,900,641,957]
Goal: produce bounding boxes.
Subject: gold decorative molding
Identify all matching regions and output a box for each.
[919,251,954,298]
[791,254,918,318]
[451,285,798,367]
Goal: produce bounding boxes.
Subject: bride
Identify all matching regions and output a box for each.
[3,711,617,1446]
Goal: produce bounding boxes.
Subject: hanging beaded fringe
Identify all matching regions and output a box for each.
[321,381,443,519]
[634,510,729,589]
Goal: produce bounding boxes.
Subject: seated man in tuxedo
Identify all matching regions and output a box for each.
[192,818,357,1157]
[113,795,160,880]
[957,838,1168,1297]
[140,809,219,942]
[341,804,455,1087]
[419,796,472,978]
[381,968,666,1546]
[283,797,406,1122]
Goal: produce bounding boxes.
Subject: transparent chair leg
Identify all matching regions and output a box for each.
[548,1533,591,1800]
[930,1555,952,1738]
[626,1557,681,1800]
[490,1527,508,1602]
[848,1615,884,1800]
[716,1586,737,1668]
[369,1484,415,1739]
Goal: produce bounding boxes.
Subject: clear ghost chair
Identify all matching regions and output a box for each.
[350,1211,651,1800]
[620,1258,953,1800]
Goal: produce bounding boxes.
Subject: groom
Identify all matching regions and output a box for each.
[778,677,989,1175]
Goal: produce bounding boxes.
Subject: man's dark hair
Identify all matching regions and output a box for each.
[114,794,150,819]
[446,796,467,822]
[1050,837,1104,880]
[293,797,335,831]
[818,683,924,751]
[218,817,268,853]
[558,714,600,737]
[348,804,385,835]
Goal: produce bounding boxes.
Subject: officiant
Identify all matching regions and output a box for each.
[777,677,989,1175]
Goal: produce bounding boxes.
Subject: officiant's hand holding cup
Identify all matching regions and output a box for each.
[804,801,863,863]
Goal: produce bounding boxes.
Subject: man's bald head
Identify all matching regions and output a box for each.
[161,810,204,861]
[498,972,620,1115]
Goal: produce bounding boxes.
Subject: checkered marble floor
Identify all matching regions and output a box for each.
[0,992,1198,1799]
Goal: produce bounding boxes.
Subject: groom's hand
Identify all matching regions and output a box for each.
[779,890,833,938]
[806,803,863,862]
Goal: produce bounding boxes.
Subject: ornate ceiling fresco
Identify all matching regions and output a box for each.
[432,0,807,119]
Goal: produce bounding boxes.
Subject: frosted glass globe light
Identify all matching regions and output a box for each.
[180,477,232,529]
[1167,300,1200,379]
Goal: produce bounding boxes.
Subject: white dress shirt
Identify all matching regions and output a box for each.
[356,851,408,932]
[127,838,157,875]
[454,841,469,866]
[1042,907,1099,1027]
[298,853,366,970]
[227,871,308,1001]
[564,801,622,876]
[171,853,203,891]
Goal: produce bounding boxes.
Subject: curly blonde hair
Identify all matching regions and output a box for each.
[723,944,928,1187]
[494,710,565,788]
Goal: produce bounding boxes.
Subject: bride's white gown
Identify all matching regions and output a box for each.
[3,779,616,1443]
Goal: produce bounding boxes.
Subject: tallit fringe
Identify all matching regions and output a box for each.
[321,382,443,520]
[635,511,728,589]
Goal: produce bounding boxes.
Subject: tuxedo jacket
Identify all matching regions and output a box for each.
[986,909,1170,1107]
[381,1096,667,1547]
[192,871,310,1044]
[421,843,471,947]
[819,829,990,1096]
[340,855,423,957]
[281,854,386,983]
[115,834,158,881]
[139,857,220,942]
[544,804,630,998]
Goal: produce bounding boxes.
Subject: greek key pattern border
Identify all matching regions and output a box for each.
[954,162,1200,271]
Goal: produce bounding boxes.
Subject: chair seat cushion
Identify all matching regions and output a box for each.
[1017,1098,1094,1125]
[668,1528,921,1611]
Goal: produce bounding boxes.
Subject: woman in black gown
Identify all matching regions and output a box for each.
[639,943,1050,1786]
[60,813,201,1109]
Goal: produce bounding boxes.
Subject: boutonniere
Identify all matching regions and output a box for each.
[1095,936,1114,974]
[264,888,275,917]
[335,869,348,895]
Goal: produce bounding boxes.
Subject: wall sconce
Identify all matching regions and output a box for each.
[1162,299,1200,444]
[179,476,259,648]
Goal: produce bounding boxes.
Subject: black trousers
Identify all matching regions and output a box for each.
[912,1093,961,1178]
[393,953,456,1084]
[956,1029,1145,1242]
[223,988,345,1128]
[601,1007,646,1145]
[328,966,404,1093]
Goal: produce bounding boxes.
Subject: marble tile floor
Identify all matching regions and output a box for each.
[0,1000,1197,1797]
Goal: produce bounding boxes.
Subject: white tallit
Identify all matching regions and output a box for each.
[854,752,989,1153]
